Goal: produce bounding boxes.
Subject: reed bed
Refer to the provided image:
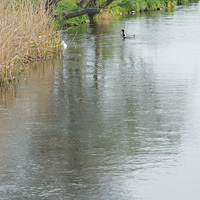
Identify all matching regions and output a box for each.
[0,0,61,86]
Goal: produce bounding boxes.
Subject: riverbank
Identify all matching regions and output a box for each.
[55,0,190,26]
[0,0,61,87]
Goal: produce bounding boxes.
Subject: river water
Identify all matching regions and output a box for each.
[1,3,200,199]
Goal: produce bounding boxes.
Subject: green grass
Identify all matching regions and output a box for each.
[55,0,89,26]
[55,0,191,26]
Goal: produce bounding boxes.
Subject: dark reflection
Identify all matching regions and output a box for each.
[1,4,200,199]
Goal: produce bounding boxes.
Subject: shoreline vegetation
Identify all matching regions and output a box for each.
[0,0,194,87]
[0,0,61,87]
[54,0,190,26]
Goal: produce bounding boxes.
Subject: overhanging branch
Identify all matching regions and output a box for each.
[62,8,101,20]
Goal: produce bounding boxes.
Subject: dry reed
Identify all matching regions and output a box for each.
[0,0,61,86]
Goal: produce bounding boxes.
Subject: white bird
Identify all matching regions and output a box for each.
[61,40,67,49]
[61,40,67,57]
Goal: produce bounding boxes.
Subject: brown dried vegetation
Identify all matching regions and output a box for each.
[0,0,61,86]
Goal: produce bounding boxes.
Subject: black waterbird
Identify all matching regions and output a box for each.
[121,29,135,38]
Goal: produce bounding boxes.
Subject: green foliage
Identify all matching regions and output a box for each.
[109,6,126,15]
[113,0,165,12]
[56,0,81,13]
[55,0,89,25]
[94,0,108,8]
[118,0,136,11]
[43,47,46,57]
[177,0,188,5]
[55,0,191,26]
[4,67,7,78]
[134,0,148,11]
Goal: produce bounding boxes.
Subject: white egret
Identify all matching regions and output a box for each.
[61,40,67,57]
[61,40,67,49]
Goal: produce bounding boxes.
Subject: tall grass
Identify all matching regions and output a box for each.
[0,0,61,86]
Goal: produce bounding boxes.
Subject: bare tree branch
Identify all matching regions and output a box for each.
[85,0,95,8]
[62,8,101,20]
[45,0,116,21]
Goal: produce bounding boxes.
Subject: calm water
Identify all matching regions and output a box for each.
[1,3,200,199]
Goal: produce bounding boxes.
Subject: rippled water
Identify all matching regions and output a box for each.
[1,3,200,199]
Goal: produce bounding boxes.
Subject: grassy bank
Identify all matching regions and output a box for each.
[0,0,61,86]
[55,0,190,26]
[110,0,189,13]
[55,0,90,26]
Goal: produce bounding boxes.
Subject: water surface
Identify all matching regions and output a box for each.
[1,3,200,199]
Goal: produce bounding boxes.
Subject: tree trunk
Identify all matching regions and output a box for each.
[62,8,101,20]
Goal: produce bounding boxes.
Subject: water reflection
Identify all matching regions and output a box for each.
[1,3,200,199]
